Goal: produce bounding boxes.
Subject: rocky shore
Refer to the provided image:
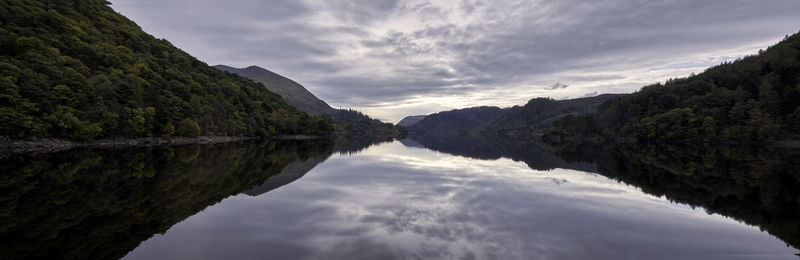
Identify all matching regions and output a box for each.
[0,136,256,155]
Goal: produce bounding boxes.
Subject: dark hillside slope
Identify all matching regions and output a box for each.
[410,106,505,135]
[0,0,332,140]
[397,115,426,127]
[214,65,335,116]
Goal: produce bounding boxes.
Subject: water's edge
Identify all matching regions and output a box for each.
[0,135,331,154]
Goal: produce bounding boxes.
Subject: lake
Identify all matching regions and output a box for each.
[1,137,799,259]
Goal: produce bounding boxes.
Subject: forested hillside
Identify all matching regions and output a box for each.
[329,109,407,137]
[492,94,621,137]
[548,32,800,142]
[0,0,333,140]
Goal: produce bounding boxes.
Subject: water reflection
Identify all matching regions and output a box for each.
[0,140,334,260]
[121,137,798,259]
[2,134,798,259]
[553,142,800,251]
[410,132,800,252]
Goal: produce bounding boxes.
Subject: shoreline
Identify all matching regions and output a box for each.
[0,135,332,155]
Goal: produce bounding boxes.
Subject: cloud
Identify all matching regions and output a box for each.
[581,91,599,98]
[108,0,800,121]
[547,82,569,90]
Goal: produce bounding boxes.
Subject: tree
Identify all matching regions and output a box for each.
[176,118,200,137]
[758,80,780,116]
[794,107,800,131]
[702,116,716,141]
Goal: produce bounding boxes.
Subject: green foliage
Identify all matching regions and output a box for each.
[0,0,333,139]
[329,109,407,137]
[175,118,200,137]
[548,32,800,142]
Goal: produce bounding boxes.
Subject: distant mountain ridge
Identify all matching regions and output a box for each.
[409,94,621,137]
[397,115,427,127]
[216,65,407,137]
[214,65,336,115]
[411,106,505,135]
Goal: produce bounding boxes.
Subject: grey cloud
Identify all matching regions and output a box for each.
[459,0,485,15]
[109,0,800,121]
[311,72,476,106]
[582,91,599,98]
[547,82,569,90]
[320,0,402,24]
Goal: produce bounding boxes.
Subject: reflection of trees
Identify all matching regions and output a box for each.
[407,133,596,172]
[0,140,333,260]
[334,135,399,155]
[553,143,800,250]
[410,133,800,250]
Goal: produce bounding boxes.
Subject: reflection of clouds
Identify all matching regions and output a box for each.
[125,142,797,259]
[547,177,569,185]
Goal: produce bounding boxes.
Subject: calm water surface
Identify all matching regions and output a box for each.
[2,139,798,259]
[122,141,797,259]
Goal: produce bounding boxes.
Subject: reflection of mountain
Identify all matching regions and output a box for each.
[0,140,333,260]
[245,135,402,196]
[410,134,800,251]
[406,133,595,172]
[398,138,425,149]
[244,155,329,196]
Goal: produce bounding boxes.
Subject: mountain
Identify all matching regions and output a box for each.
[410,106,505,135]
[408,94,620,137]
[213,65,407,137]
[214,65,335,116]
[0,0,333,140]
[547,32,800,142]
[397,115,426,127]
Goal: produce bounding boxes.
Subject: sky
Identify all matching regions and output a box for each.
[107,0,800,123]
